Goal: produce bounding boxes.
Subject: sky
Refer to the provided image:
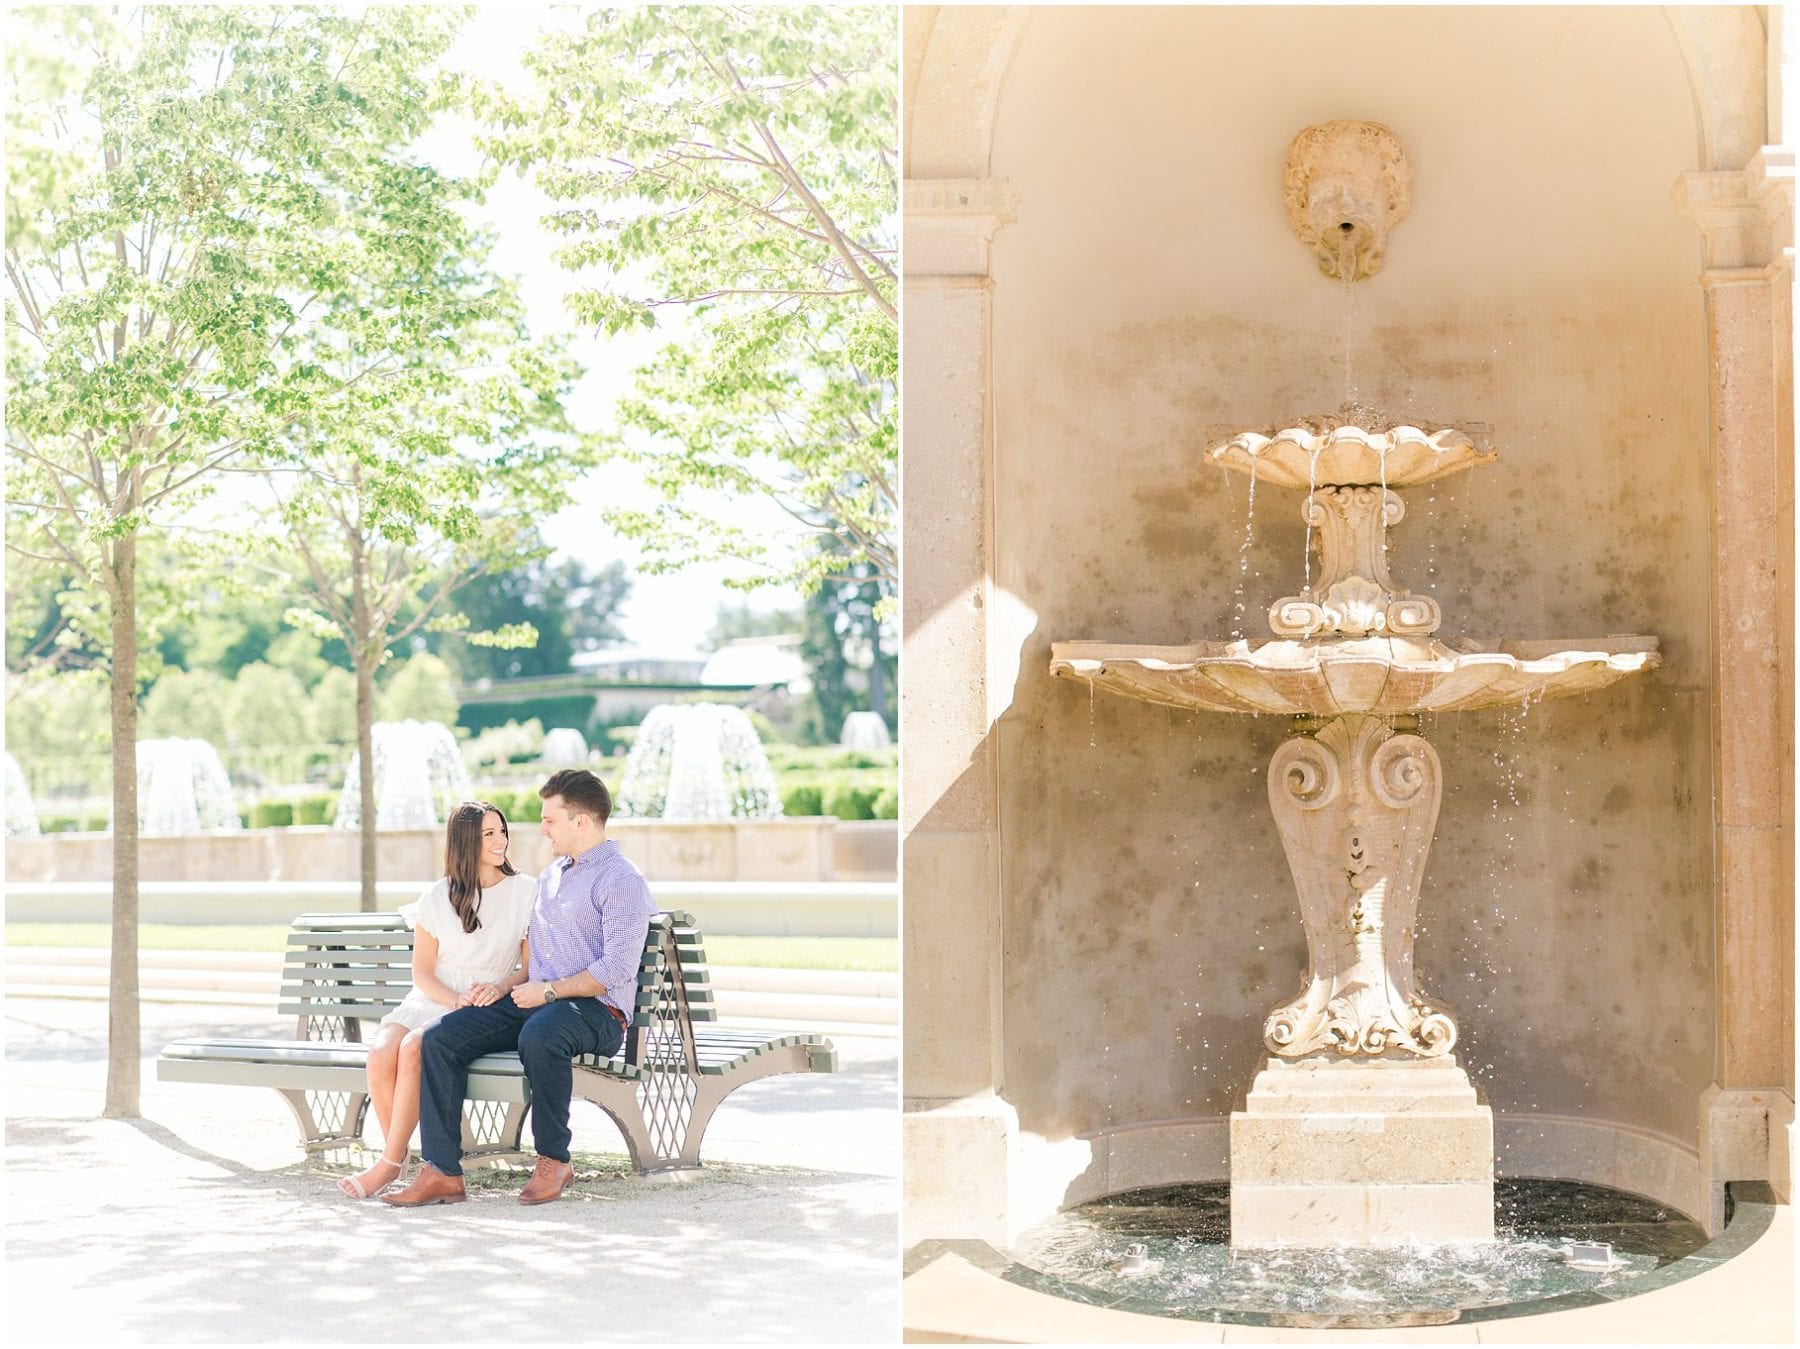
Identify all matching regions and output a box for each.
[416,8,803,655]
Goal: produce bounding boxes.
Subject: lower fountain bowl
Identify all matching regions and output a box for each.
[1049,634,1659,717]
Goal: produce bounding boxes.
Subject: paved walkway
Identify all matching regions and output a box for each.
[4,996,898,1343]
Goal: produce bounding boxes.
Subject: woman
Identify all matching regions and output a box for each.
[338,800,536,1199]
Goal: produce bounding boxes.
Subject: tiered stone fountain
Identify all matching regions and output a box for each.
[1052,420,1658,1247]
[1049,123,1661,1250]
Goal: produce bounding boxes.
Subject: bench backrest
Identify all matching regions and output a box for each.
[623,909,717,1072]
[280,909,714,1059]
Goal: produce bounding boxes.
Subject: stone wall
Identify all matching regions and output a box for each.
[5,817,896,885]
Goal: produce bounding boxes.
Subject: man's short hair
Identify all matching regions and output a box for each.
[539,768,612,825]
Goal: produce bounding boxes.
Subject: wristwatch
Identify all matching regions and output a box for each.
[543,983,558,1004]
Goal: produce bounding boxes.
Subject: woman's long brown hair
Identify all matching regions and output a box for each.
[443,800,517,934]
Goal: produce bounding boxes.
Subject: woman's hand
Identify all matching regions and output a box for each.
[463,981,503,1007]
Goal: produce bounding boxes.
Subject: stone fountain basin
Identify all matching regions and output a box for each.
[1209,422,1497,489]
[1049,635,1659,716]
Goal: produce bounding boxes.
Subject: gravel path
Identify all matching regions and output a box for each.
[4,997,898,1344]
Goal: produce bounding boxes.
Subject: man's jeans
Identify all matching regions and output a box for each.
[417,997,624,1175]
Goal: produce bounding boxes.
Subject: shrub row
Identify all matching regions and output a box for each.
[763,745,897,772]
[777,774,898,820]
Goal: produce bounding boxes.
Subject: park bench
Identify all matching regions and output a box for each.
[157,909,838,1175]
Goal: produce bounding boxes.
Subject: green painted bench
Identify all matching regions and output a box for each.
[157,908,837,1174]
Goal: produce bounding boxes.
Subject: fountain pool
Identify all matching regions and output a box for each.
[1004,1179,1728,1327]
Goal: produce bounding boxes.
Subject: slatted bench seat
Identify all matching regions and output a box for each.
[157,908,837,1175]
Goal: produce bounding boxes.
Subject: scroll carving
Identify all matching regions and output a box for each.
[1269,486,1442,638]
[1264,715,1455,1058]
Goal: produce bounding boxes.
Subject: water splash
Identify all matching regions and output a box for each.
[541,727,589,766]
[136,738,241,835]
[615,704,782,819]
[335,720,471,831]
[4,751,39,838]
[1010,1179,1705,1323]
[840,711,892,749]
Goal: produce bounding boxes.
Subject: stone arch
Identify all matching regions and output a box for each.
[1666,5,1770,169]
[908,7,1772,176]
[904,5,1031,178]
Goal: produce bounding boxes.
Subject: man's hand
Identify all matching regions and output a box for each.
[510,981,549,1009]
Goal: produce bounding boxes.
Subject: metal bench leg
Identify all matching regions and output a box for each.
[274,1088,371,1154]
[572,1069,692,1174]
[459,1098,531,1167]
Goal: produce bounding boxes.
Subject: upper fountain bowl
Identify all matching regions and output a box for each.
[1210,418,1497,490]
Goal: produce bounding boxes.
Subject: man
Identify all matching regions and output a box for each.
[383,768,655,1206]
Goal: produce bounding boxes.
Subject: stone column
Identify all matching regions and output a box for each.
[1673,147,1795,1225]
[901,176,1019,1244]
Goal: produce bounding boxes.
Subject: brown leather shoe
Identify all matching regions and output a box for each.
[379,1162,466,1207]
[518,1156,574,1206]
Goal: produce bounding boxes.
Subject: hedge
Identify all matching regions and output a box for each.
[294,794,336,826]
[780,784,823,817]
[250,801,295,829]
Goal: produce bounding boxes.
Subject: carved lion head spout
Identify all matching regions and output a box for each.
[1284,120,1412,281]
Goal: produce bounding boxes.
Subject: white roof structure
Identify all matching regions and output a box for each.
[701,635,809,691]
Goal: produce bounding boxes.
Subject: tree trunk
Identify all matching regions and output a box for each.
[356,654,377,912]
[103,530,141,1118]
[348,512,379,911]
[866,611,888,724]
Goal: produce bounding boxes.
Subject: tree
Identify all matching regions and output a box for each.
[309,666,357,744]
[225,661,310,749]
[139,667,228,747]
[469,5,897,595]
[5,5,471,1114]
[265,288,584,908]
[707,599,802,650]
[800,543,893,745]
[379,652,459,726]
[426,551,631,681]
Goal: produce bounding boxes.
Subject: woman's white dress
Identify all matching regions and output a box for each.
[380,872,536,1030]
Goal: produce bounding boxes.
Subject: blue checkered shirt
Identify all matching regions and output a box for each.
[528,840,655,1020]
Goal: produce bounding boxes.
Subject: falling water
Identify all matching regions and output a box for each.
[1233,454,1260,639]
[1379,444,1391,580]
[1303,449,1319,597]
[1338,235,1358,410]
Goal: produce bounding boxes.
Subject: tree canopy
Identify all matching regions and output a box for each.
[468,5,897,596]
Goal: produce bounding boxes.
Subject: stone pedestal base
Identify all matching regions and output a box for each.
[903,1094,1019,1246]
[1229,1055,1495,1247]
